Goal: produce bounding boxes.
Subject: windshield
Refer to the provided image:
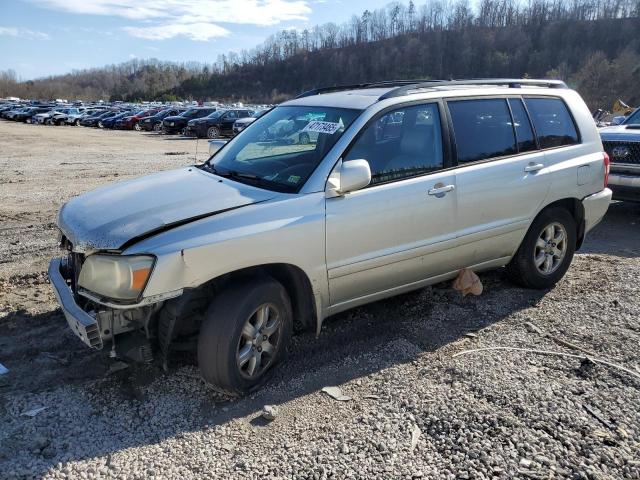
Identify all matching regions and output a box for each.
[624,109,640,125]
[203,105,361,193]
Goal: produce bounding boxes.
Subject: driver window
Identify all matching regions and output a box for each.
[344,103,444,185]
[226,111,238,119]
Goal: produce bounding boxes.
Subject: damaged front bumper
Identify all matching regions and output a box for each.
[48,258,103,349]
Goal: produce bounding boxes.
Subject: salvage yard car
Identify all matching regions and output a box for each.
[49,79,612,395]
[185,108,254,138]
[162,107,217,135]
[232,109,268,136]
[600,107,640,201]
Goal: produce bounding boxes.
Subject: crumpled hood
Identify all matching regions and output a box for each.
[58,167,276,251]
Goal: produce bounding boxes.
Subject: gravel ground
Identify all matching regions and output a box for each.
[1,120,639,480]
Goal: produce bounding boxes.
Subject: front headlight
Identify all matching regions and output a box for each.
[78,254,155,301]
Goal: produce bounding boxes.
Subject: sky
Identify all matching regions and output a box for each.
[0,0,396,80]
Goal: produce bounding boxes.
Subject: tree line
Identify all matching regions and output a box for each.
[1,0,639,110]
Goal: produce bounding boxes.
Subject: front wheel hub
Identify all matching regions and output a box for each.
[236,303,281,379]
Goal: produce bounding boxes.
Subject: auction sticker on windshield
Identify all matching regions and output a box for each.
[302,121,342,135]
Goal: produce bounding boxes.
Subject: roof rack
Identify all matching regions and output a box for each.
[378,78,568,100]
[295,78,568,100]
[295,79,443,99]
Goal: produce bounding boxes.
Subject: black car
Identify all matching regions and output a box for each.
[186,109,254,139]
[78,110,106,127]
[81,111,117,127]
[139,108,185,132]
[101,111,134,129]
[162,107,217,135]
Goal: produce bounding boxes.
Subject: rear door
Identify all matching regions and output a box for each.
[325,102,458,307]
[447,97,550,267]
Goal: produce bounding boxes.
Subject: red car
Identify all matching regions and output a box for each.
[115,109,162,130]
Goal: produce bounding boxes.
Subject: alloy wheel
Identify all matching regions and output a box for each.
[534,222,567,275]
[236,303,282,379]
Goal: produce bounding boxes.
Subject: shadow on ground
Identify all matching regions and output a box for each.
[0,199,637,475]
[0,267,547,475]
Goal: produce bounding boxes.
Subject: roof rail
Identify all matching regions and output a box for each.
[295,79,445,99]
[378,78,568,100]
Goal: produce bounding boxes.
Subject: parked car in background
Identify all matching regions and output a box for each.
[3,106,28,120]
[600,107,640,201]
[91,110,120,128]
[99,111,131,129]
[65,110,87,126]
[186,109,254,138]
[162,107,217,135]
[35,107,81,125]
[232,109,268,136]
[115,109,161,130]
[78,111,106,127]
[20,107,53,123]
[50,108,84,125]
[49,79,611,395]
[139,108,185,132]
[34,108,63,125]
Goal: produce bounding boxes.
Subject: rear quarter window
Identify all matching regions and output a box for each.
[524,97,579,149]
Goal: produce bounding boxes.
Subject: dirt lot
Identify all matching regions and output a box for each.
[1,120,639,479]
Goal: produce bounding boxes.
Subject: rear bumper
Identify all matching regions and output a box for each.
[609,173,640,202]
[582,188,612,233]
[48,258,103,349]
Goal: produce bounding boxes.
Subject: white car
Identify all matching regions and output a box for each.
[50,79,611,394]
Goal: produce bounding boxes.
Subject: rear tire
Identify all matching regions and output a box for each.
[506,207,576,289]
[74,119,80,126]
[198,277,292,396]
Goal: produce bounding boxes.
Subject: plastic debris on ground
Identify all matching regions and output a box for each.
[452,268,483,296]
[321,386,351,401]
[21,406,48,417]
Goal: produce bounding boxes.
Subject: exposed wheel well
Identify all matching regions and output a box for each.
[540,198,585,249]
[167,263,316,335]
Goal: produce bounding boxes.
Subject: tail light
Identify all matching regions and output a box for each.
[603,151,610,188]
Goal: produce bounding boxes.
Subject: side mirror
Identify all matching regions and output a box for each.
[328,159,371,196]
[208,139,228,156]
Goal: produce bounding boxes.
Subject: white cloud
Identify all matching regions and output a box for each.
[29,0,311,41]
[123,22,230,41]
[0,26,50,40]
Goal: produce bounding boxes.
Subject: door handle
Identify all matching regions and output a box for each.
[524,163,544,173]
[428,184,455,196]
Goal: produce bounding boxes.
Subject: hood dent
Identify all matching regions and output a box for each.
[57,167,277,252]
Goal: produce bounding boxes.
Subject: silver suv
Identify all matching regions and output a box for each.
[49,79,612,394]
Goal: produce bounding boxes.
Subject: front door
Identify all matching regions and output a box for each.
[325,102,458,308]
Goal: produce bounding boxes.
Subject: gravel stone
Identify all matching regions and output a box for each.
[1,124,639,479]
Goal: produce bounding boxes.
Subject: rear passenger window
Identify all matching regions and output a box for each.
[524,97,579,149]
[448,99,517,163]
[344,103,443,185]
[508,99,536,153]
